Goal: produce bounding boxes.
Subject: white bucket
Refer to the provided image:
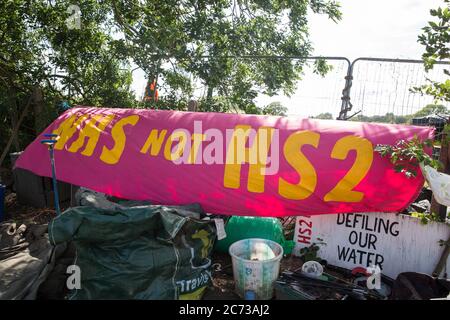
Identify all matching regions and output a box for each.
[229,238,283,300]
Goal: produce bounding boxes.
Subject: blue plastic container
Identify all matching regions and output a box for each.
[0,184,5,222]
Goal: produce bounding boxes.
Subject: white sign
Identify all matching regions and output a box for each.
[293,213,450,279]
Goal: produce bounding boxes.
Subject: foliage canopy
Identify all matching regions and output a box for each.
[414,0,450,102]
[0,0,341,157]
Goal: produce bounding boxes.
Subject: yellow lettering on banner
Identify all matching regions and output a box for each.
[224,125,251,190]
[100,115,140,165]
[140,129,168,156]
[224,125,274,193]
[52,114,89,150]
[324,135,373,202]
[164,131,188,161]
[188,133,206,164]
[68,114,115,156]
[279,131,320,200]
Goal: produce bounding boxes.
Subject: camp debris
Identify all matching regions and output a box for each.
[1,188,449,300]
[0,222,66,299]
[275,267,386,300]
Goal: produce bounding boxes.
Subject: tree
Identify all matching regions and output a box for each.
[413,104,448,117]
[0,0,341,163]
[350,113,413,124]
[111,0,342,112]
[260,102,288,116]
[0,1,136,105]
[312,112,333,119]
[414,0,450,102]
[0,0,136,156]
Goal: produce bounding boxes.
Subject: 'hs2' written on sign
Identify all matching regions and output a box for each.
[296,214,401,269]
[52,113,375,203]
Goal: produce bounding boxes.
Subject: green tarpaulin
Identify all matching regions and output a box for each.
[48,203,216,299]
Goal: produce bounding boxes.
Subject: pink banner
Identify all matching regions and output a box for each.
[15,107,433,217]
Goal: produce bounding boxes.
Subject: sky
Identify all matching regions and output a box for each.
[130,0,447,118]
[308,0,442,59]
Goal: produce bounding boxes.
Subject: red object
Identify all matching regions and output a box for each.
[15,107,434,217]
[351,267,370,276]
[144,80,158,101]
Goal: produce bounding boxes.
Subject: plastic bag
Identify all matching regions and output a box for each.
[420,163,450,207]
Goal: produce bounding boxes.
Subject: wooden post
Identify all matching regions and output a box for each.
[431,118,450,277]
[432,237,450,277]
[187,100,198,112]
[430,118,450,221]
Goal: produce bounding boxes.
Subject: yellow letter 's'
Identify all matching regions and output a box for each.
[279,131,320,200]
[100,115,140,164]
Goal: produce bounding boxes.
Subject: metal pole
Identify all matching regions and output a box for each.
[338,61,355,120]
[337,57,450,120]
[41,134,61,215]
[49,144,60,215]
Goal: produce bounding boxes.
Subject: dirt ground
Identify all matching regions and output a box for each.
[4,192,56,224]
[2,190,386,300]
[2,190,307,300]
